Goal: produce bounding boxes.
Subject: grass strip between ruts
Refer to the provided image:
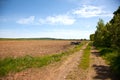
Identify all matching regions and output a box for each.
[79,42,90,70]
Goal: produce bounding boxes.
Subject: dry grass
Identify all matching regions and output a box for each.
[0,40,72,59]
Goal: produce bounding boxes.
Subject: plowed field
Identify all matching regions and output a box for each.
[0,40,72,59]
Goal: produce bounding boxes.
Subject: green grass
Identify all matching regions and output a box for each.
[96,48,118,64]
[97,47,120,77]
[79,43,90,70]
[0,41,86,77]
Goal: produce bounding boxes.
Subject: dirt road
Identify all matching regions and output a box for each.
[65,46,113,80]
[1,43,88,80]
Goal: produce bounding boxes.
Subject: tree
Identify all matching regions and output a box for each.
[93,19,105,46]
[93,6,120,48]
[90,34,94,41]
[109,6,120,50]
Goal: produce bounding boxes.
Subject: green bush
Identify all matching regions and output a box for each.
[110,54,120,77]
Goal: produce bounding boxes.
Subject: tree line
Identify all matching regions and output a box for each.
[90,6,120,78]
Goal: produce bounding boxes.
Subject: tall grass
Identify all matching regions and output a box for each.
[99,48,120,77]
[0,41,86,77]
[0,54,63,76]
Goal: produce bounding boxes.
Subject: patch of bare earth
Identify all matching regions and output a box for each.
[1,42,88,80]
[65,43,89,80]
[0,40,72,59]
[89,46,112,80]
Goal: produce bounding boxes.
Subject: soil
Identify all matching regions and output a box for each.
[0,40,72,59]
[0,42,88,80]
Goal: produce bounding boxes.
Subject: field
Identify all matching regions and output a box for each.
[0,41,114,80]
[0,40,72,59]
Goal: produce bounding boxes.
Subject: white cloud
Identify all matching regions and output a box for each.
[39,15,76,25]
[16,5,112,25]
[73,5,113,18]
[16,16,35,24]
[16,15,75,25]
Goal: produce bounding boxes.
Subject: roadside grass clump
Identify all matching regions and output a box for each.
[79,43,90,70]
[0,54,65,76]
[0,54,63,76]
[0,41,86,77]
[110,54,120,77]
[98,48,120,77]
[98,48,116,64]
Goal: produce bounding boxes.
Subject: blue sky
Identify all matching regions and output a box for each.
[0,0,120,39]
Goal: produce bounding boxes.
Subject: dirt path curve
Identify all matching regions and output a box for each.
[2,42,88,80]
[89,46,112,80]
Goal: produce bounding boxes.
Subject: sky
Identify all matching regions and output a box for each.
[0,0,120,39]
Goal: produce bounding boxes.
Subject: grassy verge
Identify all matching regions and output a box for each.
[98,48,120,77]
[0,41,86,77]
[98,48,116,64]
[79,42,91,70]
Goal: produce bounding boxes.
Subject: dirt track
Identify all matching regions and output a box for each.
[1,43,88,80]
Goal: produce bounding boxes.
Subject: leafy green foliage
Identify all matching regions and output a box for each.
[90,34,94,41]
[110,55,120,76]
[93,19,108,47]
[92,7,120,48]
[99,48,120,77]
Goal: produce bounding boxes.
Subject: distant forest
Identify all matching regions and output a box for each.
[0,37,89,40]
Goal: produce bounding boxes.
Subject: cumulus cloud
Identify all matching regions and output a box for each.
[16,16,35,24]
[39,15,76,25]
[16,5,112,25]
[16,15,75,25]
[73,5,113,18]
